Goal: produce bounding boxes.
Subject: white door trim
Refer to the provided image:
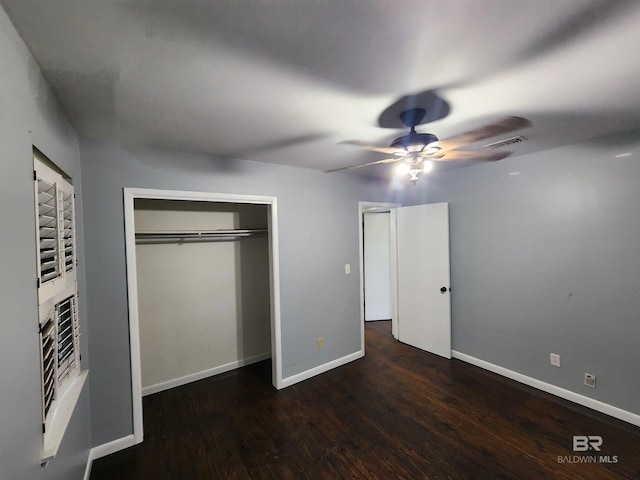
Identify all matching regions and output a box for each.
[123,187,283,445]
[358,202,400,353]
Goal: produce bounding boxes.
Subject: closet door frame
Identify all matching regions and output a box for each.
[123,187,282,445]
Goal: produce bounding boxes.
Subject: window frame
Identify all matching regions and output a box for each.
[34,150,86,463]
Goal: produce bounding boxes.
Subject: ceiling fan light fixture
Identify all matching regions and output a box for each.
[408,169,421,183]
[390,132,439,151]
[424,145,441,155]
[396,160,431,184]
[396,162,410,175]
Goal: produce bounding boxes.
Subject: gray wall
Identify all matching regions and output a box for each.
[79,139,391,446]
[0,5,91,480]
[402,134,640,415]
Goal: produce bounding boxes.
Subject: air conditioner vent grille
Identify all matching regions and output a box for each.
[484,135,526,149]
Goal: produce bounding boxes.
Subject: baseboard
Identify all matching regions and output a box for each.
[280,350,364,388]
[452,350,640,428]
[83,434,135,480]
[142,352,272,396]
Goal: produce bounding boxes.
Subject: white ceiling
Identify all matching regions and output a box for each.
[3,0,640,176]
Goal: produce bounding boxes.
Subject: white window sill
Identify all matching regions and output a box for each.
[41,370,88,463]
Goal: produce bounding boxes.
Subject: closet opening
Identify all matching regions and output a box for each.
[124,189,282,445]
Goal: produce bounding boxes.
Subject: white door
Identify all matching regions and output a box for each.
[363,212,392,321]
[396,202,451,358]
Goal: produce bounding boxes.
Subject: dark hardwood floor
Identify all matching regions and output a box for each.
[91,321,640,479]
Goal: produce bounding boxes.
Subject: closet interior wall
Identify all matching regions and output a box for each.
[134,199,271,395]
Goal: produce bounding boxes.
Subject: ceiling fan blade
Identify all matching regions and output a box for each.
[324,157,402,173]
[434,116,530,152]
[436,150,512,162]
[339,140,403,155]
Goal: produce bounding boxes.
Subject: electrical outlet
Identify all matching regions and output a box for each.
[344,264,351,275]
[318,338,324,349]
[550,353,561,367]
[584,373,596,388]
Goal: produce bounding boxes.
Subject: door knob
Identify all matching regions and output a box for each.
[440,286,448,294]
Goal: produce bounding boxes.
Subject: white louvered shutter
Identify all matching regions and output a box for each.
[58,181,75,274]
[40,289,81,430]
[36,169,61,285]
[56,295,75,385]
[35,156,76,304]
[35,152,82,436]
[40,308,57,425]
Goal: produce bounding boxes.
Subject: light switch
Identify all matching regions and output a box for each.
[344,263,351,275]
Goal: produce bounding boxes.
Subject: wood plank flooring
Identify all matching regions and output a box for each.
[91,321,640,479]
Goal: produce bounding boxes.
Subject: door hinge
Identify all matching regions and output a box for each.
[37,278,40,288]
[42,423,46,434]
[33,170,37,181]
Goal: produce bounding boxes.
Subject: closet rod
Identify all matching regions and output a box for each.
[135,229,268,244]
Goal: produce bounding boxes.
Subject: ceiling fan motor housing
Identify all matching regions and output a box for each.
[391,132,439,151]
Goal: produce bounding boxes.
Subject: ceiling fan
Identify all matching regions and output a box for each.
[327,108,530,183]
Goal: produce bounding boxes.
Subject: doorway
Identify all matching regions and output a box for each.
[359,202,400,349]
[358,201,452,359]
[124,188,283,445]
